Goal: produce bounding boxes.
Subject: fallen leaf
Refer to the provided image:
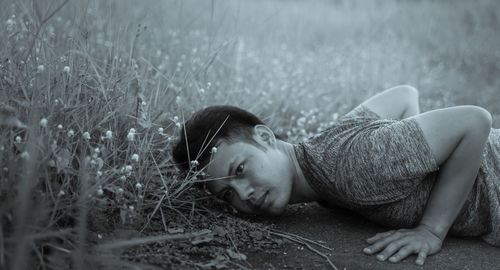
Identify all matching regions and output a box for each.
[249,230,263,241]
[167,228,184,234]
[191,232,214,245]
[212,225,227,237]
[226,249,247,261]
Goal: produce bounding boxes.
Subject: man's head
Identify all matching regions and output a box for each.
[172,106,294,215]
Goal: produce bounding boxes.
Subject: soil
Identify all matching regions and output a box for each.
[243,203,500,270]
[89,201,500,270]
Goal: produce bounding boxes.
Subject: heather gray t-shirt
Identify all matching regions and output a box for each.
[294,105,500,246]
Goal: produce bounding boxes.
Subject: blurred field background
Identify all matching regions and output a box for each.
[1,0,499,269]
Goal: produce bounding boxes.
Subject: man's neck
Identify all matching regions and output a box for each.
[276,140,319,203]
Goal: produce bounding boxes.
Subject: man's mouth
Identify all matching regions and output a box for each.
[255,190,268,209]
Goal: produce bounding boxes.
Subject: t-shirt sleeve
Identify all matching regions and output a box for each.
[335,117,440,205]
[341,104,383,121]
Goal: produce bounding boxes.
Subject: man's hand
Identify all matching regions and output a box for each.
[363,225,443,265]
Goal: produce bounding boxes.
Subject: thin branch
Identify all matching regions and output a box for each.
[270,231,339,270]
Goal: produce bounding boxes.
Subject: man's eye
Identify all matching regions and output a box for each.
[223,189,233,200]
[235,163,244,176]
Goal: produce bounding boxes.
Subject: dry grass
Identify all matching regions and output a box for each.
[0,0,499,269]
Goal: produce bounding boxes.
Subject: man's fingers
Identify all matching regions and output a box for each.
[366,230,396,244]
[415,247,429,265]
[364,232,401,255]
[388,245,414,263]
[377,238,409,261]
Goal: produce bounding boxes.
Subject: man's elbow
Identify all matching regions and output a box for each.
[394,85,419,99]
[465,106,492,136]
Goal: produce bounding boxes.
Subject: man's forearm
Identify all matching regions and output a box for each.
[419,131,487,240]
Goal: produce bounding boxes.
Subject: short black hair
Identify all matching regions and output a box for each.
[172,105,271,175]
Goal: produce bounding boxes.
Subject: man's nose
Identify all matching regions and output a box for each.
[230,179,254,201]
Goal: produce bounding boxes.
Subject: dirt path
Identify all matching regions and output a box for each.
[243,203,500,270]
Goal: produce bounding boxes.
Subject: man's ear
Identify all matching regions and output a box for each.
[253,125,276,146]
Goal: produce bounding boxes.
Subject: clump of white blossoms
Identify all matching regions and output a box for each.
[131,153,139,162]
[82,131,91,140]
[104,130,112,139]
[190,160,199,167]
[37,65,44,72]
[67,129,75,137]
[158,127,164,135]
[135,182,142,189]
[15,136,22,143]
[40,118,47,128]
[58,190,65,197]
[127,128,136,142]
[97,187,104,196]
[211,147,217,154]
[57,124,63,129]
[20,151,30,160]
[63,66,70,73]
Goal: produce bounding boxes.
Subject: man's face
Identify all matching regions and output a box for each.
[205,129,293,215]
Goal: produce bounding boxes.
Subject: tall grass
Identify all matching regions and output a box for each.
[1,0,499,268]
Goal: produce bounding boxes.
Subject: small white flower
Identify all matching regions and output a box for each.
[97,171,102,177]
[40,118,48,127]
[0,145,4,151]
[37,65,44,72]
[175,122,181,128]
[15,136,22,143]
[97,233,102,239]
[105,130,112,139]
[57,124,63,129]
[63,66,70,73]
[120,175,126,181]
[20,151,30,159]
[3,167,8,172]
[199,88,205,94]
[158,127,164,134]
[135,182,142,189]
[117,188,124,193]
[173,116,179,122]
[90,159,96,166]
[94,147,100,154]
[82,132,91,140]
[127,131,134,142]
[190,160,199,167]
[67,129,75,137]
[125,165,132,172]
[48,159,56,167]
[58,190,65,196]
[131,154,139,162]
[129,205,134,211]
[138,195,143,199]
[211,147,217,154]
[97,188,103,196]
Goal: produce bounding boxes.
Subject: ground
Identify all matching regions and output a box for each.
[243,203,500,270]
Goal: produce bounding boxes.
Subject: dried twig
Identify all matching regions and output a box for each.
[270,231,339,270]
[94,229,212,250]
[272,230,334,251]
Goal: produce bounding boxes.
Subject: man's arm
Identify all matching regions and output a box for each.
[361,85,420,120]
[363,105,492,265]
